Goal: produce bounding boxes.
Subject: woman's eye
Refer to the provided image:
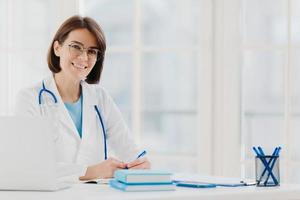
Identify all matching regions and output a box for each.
[88,49,97,55]
[72,44,82,50]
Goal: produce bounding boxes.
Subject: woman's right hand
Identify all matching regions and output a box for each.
[79,157,127,180]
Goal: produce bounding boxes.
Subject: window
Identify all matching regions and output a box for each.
[0,0,79,115]
[241,0,300,183]
[80,0,210,172]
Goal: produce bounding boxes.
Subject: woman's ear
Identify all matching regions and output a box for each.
[53,41,61,57]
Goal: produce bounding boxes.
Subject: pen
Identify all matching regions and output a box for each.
[252,147,260,156]
[264,147,281,185]
[125,150,147,169]
[175,182,216,188]
[257,147,278,184]
[137,150,147,159]
[257,146,265,156]
[252,146,279,185]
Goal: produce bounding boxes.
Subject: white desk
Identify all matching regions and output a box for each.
[1,183,300,200]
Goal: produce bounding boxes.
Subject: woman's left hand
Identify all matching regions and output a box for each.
[126,157,151,169]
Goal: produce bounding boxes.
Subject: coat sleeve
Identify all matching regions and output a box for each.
[99,87,141,162]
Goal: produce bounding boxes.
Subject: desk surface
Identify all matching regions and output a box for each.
[1,183,300,200]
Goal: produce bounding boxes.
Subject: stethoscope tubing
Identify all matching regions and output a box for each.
[38,81,58,104]
[38,81,108,160]
[94,105,108,160]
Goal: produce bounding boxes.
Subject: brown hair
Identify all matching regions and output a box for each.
[47,15,106,84]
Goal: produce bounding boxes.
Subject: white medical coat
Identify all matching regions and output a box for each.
[14,75,140,176]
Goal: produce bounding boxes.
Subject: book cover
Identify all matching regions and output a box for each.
[114,169,173,184]
[109,179,175,192]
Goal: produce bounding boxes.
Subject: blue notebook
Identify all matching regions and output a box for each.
[109,179,175,192]
[114,169,173,184]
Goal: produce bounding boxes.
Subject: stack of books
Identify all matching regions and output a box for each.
[109,169,175,192]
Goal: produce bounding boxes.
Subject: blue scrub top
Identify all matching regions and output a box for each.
[64,95,83,138]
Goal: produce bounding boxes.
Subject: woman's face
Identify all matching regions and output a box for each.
[53,28,99,81]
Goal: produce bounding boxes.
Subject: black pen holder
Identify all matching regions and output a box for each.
[255,155,280,187]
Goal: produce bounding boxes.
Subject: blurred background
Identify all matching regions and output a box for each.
[1,0,300,183]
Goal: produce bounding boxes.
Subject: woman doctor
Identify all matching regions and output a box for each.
[15,15,150,180]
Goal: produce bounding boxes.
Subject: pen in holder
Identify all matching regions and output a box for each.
[253,146,281,187]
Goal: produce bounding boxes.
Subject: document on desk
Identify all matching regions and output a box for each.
[173,174,255,187]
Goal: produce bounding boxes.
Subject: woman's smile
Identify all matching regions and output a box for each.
[72,62,88,70]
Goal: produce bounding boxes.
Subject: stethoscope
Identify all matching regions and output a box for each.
[38,80,108,160]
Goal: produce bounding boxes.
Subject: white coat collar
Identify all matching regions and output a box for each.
[42,75,98,106]
[41,75,99,144]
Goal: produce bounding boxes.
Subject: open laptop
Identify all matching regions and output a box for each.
[0,116,70,191]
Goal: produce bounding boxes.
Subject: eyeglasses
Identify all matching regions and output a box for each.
[68,43,101,62]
